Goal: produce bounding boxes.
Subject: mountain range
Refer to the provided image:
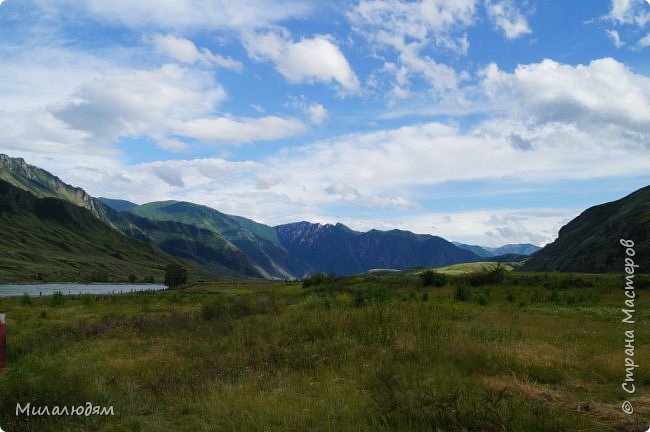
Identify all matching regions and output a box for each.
[276,221,479,275]
[2,153,595,282]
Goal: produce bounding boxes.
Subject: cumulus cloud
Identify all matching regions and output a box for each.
[306,104,329,125]
[172,115,307,144]
[243,30,360,91]
[262,120,650,208]
[152,34,242,71]
[606,0,650,26]
[387,209,571,247]
[51,64,226,142]
[348,0,476,99]
[485,0,532,39]
[481,58,650,131]
[38,62,307,149]
[287,96,329,125]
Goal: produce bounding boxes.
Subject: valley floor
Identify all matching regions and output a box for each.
[0,272,648,431]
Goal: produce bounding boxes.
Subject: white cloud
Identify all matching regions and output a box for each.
[348,0,476,99]
[607,29,625,47]
[287,96,329,125]
[603,1,650,46]
[607,0,650,26]
[0,47,120,111]
[481,58,650,131]
[638,33,650,47]
[485,0,532,39]
[243,30,360,91]
[260,120,650,209]
[51,64,226,143]
[0,110,100,155]
[154,136,191,153]
[152,34,242,71]
[137,158,260,190]
[172,115,307,144]
[61,0,312,30]
[349,0,477,49]
[306,103,329,125]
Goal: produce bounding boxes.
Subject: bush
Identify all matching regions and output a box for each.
[164,263,188,288]
[302,272,336,288]
[420,270,447,287]
[465,264,506,287]
[128,273,137,283]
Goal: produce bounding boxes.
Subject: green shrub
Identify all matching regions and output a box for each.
[420,269,447,287]
[465,264,506,287]
[302,272,336,288]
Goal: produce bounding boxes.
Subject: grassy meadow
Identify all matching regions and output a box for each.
[0,270,648,431]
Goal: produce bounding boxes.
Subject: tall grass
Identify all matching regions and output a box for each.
[0,273,647,431]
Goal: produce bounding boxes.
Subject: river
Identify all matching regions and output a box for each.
[0,283,167,297]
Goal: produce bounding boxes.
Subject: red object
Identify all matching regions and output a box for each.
[0,311,6,370]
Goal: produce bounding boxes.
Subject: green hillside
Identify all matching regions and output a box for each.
[0,155,260,280]
[116,212,264,279]
[522,185,650,273]
[129,201,312,279]
[0,154,115,226]
[0,179,205,283]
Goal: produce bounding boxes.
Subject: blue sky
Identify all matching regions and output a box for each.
[1,0,649,246]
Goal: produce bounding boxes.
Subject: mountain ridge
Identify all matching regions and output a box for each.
[276,221,482,275]
[522,186,650,273]
[0,179,206,283]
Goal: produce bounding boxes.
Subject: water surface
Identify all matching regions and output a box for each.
[0,283,167,297]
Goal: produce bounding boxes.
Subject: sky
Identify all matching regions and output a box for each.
[1,0,649,247]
